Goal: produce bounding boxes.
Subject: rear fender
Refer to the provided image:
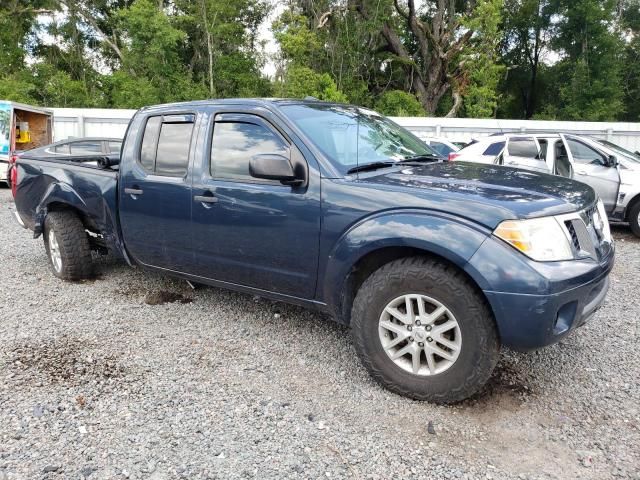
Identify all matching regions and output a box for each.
[33,182,87,237]
[321,210,491,321]
[33,181,128,262]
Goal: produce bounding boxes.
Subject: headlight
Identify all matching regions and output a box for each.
[595,199,612,242]
[494,216,573,261]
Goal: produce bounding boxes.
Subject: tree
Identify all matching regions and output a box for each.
[548,0,625,120]
[620,0,640,120]
[353,0,505,116]
[272,9,348,101]
[500,0,556,118]
[460,0,505,117]
[375,90,425,116]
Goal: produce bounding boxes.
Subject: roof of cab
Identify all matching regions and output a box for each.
[137,98,353,112]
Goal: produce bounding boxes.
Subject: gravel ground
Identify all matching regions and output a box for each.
[0,186,638,480]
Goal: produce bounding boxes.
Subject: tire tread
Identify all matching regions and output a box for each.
[351,256,499,404]
[44,211,93,281]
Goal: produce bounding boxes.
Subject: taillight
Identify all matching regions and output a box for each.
[448,153,460,161]
[10,155,18,197]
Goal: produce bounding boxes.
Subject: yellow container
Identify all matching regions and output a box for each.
[16,130,31,143]
[16,122,30,143]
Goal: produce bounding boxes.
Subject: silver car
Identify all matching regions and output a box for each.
[479,133,640,237]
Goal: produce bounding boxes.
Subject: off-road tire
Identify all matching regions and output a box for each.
[43,211,93,281]
[351,256,499,404]
[629,201,640,238]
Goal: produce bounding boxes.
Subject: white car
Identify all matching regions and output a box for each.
[453,132,640,235]
[421,136,464,157]
[449,135,511,164]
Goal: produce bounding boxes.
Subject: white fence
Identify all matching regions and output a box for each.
[52,108,136,140]
[52,108,640,151]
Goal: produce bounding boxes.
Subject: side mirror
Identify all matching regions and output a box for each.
[249,154,300,184]
[608,155,618,168]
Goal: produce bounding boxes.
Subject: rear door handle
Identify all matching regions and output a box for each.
[194,194,218,204]
[124,187,143,195]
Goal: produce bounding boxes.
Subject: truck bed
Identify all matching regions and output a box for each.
[14,155,121,255]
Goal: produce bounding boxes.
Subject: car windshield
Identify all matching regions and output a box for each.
[280,104,438,174]
[596,139,640,164]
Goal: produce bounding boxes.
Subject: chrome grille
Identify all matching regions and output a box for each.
[559,205,612,260]
[564,220,580,252]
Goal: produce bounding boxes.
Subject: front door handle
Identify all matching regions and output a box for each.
[124,187,143,195]
[574,169,588,175]
[194,194,218,204]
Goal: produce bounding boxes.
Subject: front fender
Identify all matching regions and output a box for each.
[321,210,492,321]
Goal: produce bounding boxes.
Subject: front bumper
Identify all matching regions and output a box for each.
[483,269,610,350]
[466,236,615,350]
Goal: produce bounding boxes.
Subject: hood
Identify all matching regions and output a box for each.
[359,161,597,227]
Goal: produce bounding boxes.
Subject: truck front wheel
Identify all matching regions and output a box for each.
[43,211,93,281]
[351,257,499,404]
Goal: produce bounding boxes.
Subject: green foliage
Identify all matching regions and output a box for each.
[549,0,625,121]
[375,91,425,116]
[461,0,506,118]
[273,12,323,66]
[621,0,640,121]
[277,66,347,102]
[0,0,636,122]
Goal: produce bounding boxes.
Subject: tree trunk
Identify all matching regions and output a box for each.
[371,0,474,115]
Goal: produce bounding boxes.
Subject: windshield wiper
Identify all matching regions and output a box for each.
[346,161,397,174]
[347,155,442,174]
[400,153,442,163]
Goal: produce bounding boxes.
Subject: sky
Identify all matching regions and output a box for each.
[258,1,286,78]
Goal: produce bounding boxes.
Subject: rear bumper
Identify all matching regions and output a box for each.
[466,236,615,351]
[12,208,27,229]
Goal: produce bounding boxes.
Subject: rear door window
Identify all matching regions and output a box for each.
[139,114,194,177]
[507,137,539,159]
[483,142,505,156]
[140,117,162,171]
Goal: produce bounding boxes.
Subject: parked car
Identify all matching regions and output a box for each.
[457,133,640,237]
[449,135,507,163]
[12,99,614,403]
[421,136,461,157]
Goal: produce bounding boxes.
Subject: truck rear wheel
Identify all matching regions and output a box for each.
[43,211,93,281]
[351,257,499,404]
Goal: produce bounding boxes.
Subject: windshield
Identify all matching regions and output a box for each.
[596,139,640,163]
[280,104,438,174]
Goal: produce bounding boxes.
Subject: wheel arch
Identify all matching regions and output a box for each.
[624,193,640,222]
[320,211,494,325]
[33,182,91,237]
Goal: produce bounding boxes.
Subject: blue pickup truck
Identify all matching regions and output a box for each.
[12,99,614,403]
